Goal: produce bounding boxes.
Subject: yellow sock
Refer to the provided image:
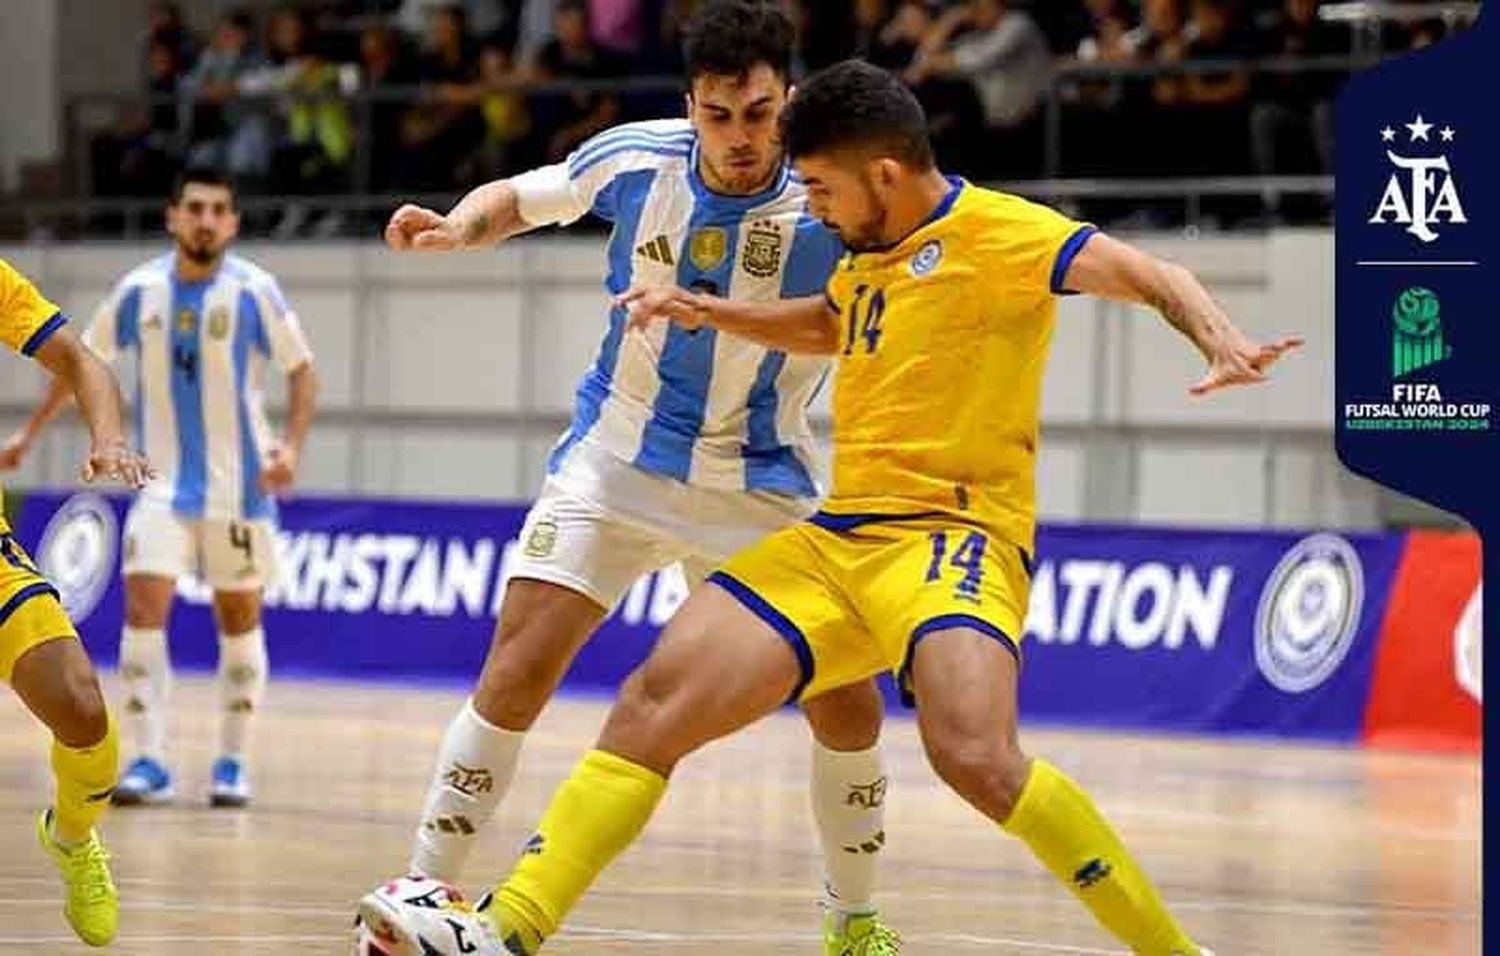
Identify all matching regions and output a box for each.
[51,711,119,845]
[490,749,666,951]
[1002,758,1200,956]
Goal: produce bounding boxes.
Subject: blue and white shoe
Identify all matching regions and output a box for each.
[112,756,174,806]
[209,756,251,808]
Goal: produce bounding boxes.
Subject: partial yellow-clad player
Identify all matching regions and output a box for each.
[0,257,150,946]
[355,60,1301,956]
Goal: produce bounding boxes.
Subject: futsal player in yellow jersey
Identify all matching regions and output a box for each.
[357,61,1301,956]
[0,257,150,946]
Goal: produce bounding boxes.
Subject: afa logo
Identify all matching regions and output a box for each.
[34,493,118,622]
[1254,534,1365,694]
[1367,114,1468,243]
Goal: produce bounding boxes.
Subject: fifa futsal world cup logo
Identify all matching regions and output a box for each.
[1391,286,1451,379]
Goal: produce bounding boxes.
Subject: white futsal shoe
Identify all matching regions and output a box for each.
[355,876,511,956]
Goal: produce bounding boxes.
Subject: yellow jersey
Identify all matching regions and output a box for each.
[821,180,1093,557]
[0,258,69,535]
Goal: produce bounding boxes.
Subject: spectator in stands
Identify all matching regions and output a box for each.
[92,38,187,200]
[183,9,273,181]
[517,0,563,67]
[1177,0,1255,180]
[590,0,646,56]
[860,1,940,72]
[531,0,625,161]
[904,0,1052,177]
[144,1,200,75]
[399,0,514,44]
[360,21,421,190]
[455,38,533,180]
[1056,0,1138,184]
[1251,0,1344,221]
[402,4,486,188]
[1064,0,1136,108]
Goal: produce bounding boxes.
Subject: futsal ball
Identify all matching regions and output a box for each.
[1393,286,1441,336]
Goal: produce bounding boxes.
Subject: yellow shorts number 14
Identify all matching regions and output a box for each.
[0,534,76,681]
[710,513,1032,703]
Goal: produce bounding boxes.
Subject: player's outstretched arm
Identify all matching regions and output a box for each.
[30,326,150,487]
[385,179,538,251]
[616,286,840,354]
[0,372,72,472]
[1061,231,1303,395]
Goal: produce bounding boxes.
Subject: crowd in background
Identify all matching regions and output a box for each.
[86,0,1473,232]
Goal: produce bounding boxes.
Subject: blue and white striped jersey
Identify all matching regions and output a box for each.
[513,119,843,499]
[84,253,313,521]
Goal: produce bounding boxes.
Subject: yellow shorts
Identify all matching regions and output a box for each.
[0,533,77,682]
[710,512,1032,704]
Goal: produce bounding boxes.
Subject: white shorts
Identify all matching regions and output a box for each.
[510,438,817,610]
[122,497,280,592]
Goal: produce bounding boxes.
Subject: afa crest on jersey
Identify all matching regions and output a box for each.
[740,221,784,278]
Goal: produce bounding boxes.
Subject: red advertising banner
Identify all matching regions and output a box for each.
[1363,531,1483,751]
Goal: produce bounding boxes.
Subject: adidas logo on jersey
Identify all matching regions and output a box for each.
[635,235,675,265]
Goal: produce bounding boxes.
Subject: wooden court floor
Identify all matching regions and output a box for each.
[0,675,1480,954]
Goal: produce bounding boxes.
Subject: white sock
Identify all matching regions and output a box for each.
[812,740,888,917]
[217,627,268,760]
[118,626,171,762]
[409,698,525,881]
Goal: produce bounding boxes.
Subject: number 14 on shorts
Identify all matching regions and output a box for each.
[925,530,987,602]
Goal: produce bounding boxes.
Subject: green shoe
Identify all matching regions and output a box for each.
[37,810,118,947]
[824,911,900,956]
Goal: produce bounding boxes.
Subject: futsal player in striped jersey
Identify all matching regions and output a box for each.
[3,166,319,810]
[372,3,897,952]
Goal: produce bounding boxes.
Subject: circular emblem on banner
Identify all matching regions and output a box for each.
[910,239,943,277]
[1254,533,1364,694]
[1454,583,1482,702]
[34,493,118,623]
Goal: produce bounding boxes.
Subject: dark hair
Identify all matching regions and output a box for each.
[170,165,237,207]
[780,59,935,170]
[223,8,253,33]
[683,1,795,86]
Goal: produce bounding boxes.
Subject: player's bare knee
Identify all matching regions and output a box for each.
[473,661,552,730]
[803,680,884,751]
[214,593,262,635]
[927,735,1029,818]
[59,665,109,748]
[124,587,171,629]
[600,668,697,771]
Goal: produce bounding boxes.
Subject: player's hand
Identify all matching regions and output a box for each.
[385,204,462,251]
[0,431,29,472]
[1191,332,1304,396]
[616,285,710,333]
[258,444,299,495]
[83,438,152,489]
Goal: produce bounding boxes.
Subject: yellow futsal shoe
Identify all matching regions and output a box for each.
[824,911,901,956]
[37,810,118,946]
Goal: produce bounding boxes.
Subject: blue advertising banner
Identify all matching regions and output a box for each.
[15,491,1405,743]
[1017,525,1403,741]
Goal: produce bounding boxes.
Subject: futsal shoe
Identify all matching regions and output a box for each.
[823,910,901,955]
[356,876,511,956]
[209,756,251,807]
[111,756,173,805]
[37,809,118,946]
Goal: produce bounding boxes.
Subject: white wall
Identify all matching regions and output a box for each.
[0,0,61,193]
[0,230,1386,528]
